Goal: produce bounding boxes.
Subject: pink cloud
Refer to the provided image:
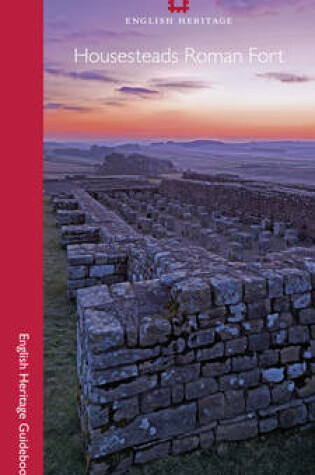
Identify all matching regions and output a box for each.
[215,0,315,15]
[257,72,313,83]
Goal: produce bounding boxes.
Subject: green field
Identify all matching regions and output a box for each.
[44,199,85,475]
[44,199,315,475]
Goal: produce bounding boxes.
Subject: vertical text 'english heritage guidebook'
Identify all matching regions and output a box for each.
[44,1,315,474]
[6,0,43,473]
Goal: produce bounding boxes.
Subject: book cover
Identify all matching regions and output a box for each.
[4,1,315,474]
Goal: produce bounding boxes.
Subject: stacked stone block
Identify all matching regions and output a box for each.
[61,225,100,247]
[56,209,86,227]
[77,260,315,474]
[53,198,79,212]
[160,177,315,238]
[67,244,128,299]
[49,180,315,474]
[96,186,312,263]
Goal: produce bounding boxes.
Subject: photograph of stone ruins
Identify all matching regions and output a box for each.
[43,2,315,474]
[44,140,315,475]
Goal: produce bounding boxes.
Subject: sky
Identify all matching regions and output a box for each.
[44,0,315,141]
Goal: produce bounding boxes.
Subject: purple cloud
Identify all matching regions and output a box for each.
[46,28,149,43]
[104,100,127,108]
[152,79,212,90]
[257,72,313,83]
[117,87,159,97]
[44,67,119,84]
[67,71,118,83]
[44,102,90,112]
[215,0,314,15]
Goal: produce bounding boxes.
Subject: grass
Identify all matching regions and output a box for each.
[44,198,315,475]
[44,199,85,475]
[129,428,315,475]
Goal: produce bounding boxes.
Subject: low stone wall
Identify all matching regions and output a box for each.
[61,225,100,248]
[160,178,315,237]
[66,236,223,299]
[53,198,79,212]
[56,209,86,227]
[183,171,241,182]
[67,244,128,299]
[49,184,315,474]
[77,252,315,474]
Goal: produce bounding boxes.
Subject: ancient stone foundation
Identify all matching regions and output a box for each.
[50,174,315,474]
[76,256,315,474]
[160,177,315,237]
[67,244,127,299]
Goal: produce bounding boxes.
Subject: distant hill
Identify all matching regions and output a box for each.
[96,152,177,176]
[151,140,225,148]
[149,139,315,149]
[48,144,141,160]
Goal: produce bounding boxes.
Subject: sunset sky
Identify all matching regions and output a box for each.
[44,0,315,141]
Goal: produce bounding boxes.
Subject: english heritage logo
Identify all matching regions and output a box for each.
[168,0,190,13]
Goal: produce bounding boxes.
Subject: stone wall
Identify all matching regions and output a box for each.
[77,249,315,474]
[67,244,128,299]
[56,209,86,227]
[160,178,315,237]
[53,198,79,212]
[66,237,216,299]
[50,182,315,474]
[94,186,313,264]
[61,225,100,248]
[183,171,242,183]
